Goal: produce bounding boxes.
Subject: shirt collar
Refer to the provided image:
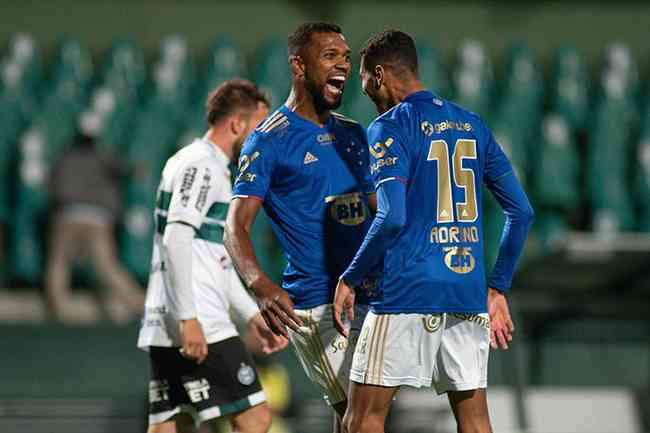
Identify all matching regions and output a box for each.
[200,137,231,174]
[403,90,436,103]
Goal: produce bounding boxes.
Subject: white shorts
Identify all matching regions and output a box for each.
[287,303,368,406]
[350,311,490,394]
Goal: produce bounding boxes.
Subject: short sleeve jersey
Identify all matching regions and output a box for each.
[367,91,513,314]
[233,106,376,309]
[138,139,248,348]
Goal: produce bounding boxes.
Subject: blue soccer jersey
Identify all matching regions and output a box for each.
[365,91,514,314]
[232,106,375,309]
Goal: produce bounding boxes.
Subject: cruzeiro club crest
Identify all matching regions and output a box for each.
[423,314,442,332]
[237,363,256,386]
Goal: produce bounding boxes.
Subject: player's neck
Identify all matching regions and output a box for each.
[203,128,234,162]
[388,79,426,108]
[285,87,330,127]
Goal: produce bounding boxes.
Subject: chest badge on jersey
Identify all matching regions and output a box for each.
[443,246,476,274]
[325,192,366,226]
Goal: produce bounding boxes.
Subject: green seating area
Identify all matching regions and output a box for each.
[1,34,649,286]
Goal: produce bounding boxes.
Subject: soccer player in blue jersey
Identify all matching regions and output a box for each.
[332,30,534,433]
[224,23,377,431]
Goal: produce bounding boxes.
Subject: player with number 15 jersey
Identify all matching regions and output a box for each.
[334,30,533,433]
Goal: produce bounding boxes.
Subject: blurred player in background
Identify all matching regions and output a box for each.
[137,79,286,433]
[224,23,376,433]
[333,30,534,433]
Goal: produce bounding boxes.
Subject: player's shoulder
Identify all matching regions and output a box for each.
[368,103,406,135]
[443,99,487,130]
[243,109,293,154]
[168,140,221,174]
[254,109,291,136]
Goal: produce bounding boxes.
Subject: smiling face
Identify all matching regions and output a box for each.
[300,32,351,112]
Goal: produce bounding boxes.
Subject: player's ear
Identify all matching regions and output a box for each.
[230,114,246,136]
[374,65,384,90]
[289,55,306,79]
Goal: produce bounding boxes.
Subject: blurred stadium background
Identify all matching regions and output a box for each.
[0,1,649,432]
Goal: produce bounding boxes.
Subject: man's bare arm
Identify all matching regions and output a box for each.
[224,197,271,290]
[224,197,302,336]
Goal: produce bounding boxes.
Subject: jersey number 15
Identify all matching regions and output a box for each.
[427,139,478,223]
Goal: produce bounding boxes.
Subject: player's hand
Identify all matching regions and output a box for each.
[333,278,355,337]
[247,312,289,355]
[256,282,303,338]
[487,287,515,350]
[179,318,208,364]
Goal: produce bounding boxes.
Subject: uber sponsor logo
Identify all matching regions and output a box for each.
[180,166,197,206]
[149,380,170,403]
[370,156,398,174]
[184,378,211,403]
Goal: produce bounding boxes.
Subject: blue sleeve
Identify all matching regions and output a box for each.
[482,122,513,185]
[341,179,407,287]
[486,171,534,292]
[232,132,277,200]
[367,119,410,187]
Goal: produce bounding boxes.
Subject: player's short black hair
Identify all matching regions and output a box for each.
[288,22,343,55]
[359,29,419,77]
[206,78,269,126]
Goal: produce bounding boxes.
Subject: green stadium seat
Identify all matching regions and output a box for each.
[451,40,494,118]
[602,42,639,102]
[490,114,529,186]
[8,127,50,284]
[634,120,650,231]
[120,180,156,284]
[119,107,182,279]
[499,43,543,135]
[503,43,543,101]
[587,92,636,232]
[533,211,570,254]
[252,39,290,108]
[416,41,449,97]
[201,37,247,97]
[551,45,589,130]
[102,39,146,103]
[5,33,42,95]
[532,114,579,210]
[0,134,13,223]
[53,39,93,88]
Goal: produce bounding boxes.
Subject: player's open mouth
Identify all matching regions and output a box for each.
[325,76,345,96]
